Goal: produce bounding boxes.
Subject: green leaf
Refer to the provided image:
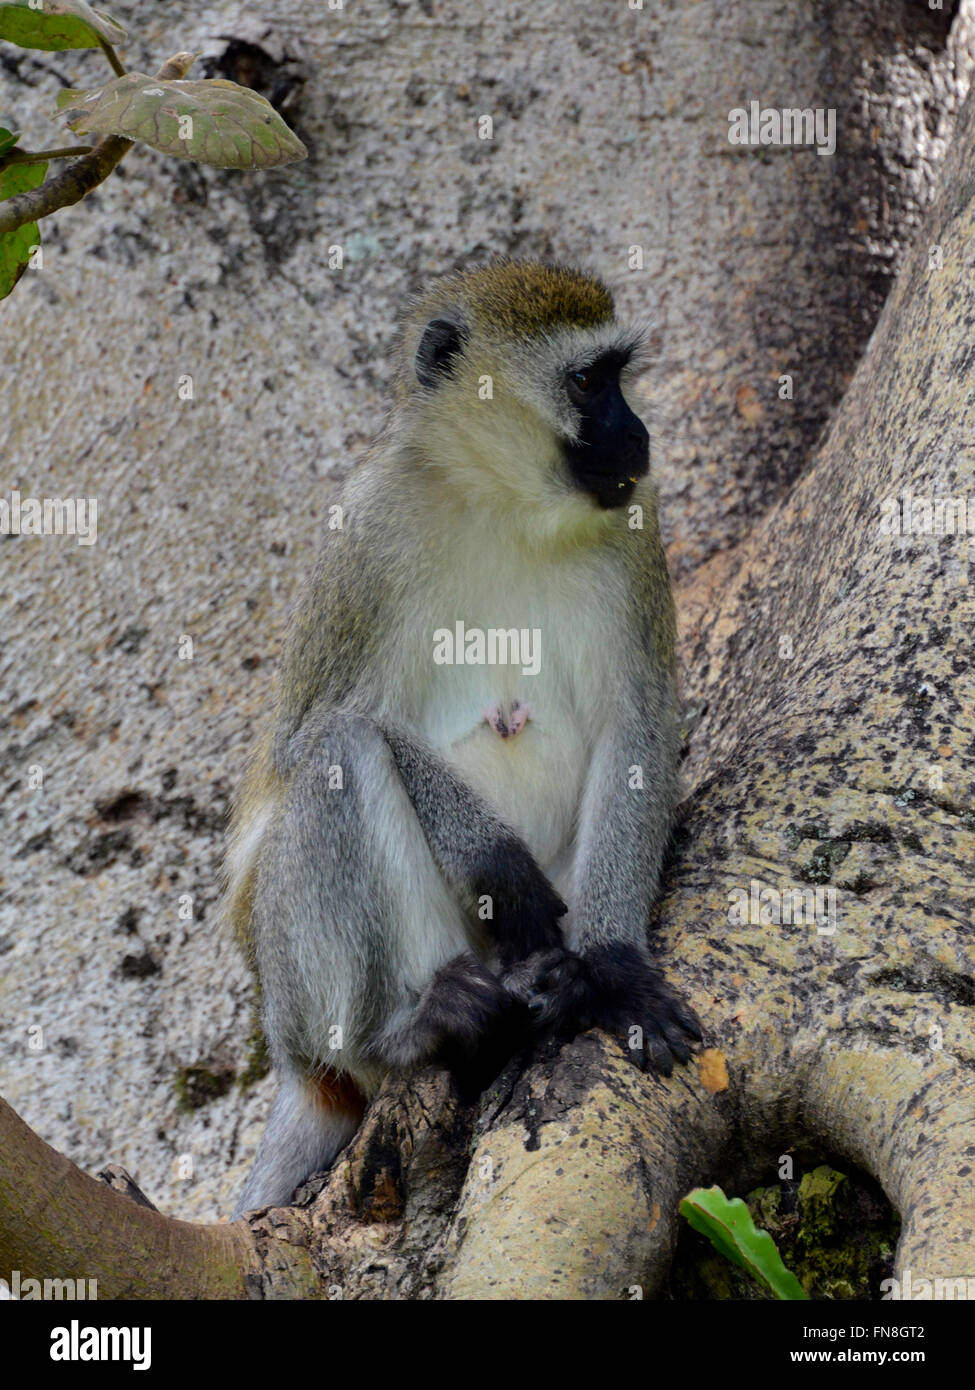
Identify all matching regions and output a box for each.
[0,156,45,300]
[0,127,21,156]
[56,72,307,169]
[0,0,125,52]
[680,1185,810,1300]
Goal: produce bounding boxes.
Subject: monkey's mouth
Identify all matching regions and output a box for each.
[590,471,644,509]
[574,455,650,510]
[564,437,649,510]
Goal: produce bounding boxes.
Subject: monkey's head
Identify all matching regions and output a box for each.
[397,261,652,529]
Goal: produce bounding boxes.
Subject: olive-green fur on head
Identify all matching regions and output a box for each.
[409,259,615,341]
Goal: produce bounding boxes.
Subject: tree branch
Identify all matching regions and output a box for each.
[439,1035,727,1299]
[0,1097,316,1299]
[803,1049,975,1287]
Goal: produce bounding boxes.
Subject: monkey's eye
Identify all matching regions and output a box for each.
[567,359,618,404]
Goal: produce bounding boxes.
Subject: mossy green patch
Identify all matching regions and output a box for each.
[238,1014,271,1090]
[667,1163,900,1300]
[175,1062,236,1112]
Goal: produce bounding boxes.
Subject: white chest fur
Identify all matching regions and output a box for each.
[376,520,624,876]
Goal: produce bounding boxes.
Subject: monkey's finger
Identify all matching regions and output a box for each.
[659,1023,695,1065]
[672,999,704,1041]
[639,1030,675,1076]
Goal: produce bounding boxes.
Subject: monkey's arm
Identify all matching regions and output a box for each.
[572,671,680,948]
[505,671,700,1072]
[382,726,567,967]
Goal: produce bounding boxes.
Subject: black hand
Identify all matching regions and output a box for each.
[502,941,701,1075]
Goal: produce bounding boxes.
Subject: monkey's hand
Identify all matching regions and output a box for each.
[475,841,568,970]
[502,942,701,1075]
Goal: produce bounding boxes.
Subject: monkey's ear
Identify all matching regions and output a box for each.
[415,317,467,388]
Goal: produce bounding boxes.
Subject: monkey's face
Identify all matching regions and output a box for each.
[401,264,653,528]
[559,349,650,510]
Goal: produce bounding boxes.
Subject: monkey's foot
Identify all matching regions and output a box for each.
[483,699,532,740]
[502,942,702,1075]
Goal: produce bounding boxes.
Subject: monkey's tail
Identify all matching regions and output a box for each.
[231,1067,365,1219]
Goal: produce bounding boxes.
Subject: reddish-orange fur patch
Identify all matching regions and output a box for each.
[309,1067,367,1118]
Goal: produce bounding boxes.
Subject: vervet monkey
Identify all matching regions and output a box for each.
[228,261,700,1217]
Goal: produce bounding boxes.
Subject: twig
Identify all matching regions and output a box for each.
[1,145,94,165]
[97,38,126,79]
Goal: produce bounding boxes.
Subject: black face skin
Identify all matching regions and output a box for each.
[562,351,650,509]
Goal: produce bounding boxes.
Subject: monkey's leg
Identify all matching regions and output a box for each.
[235,710,545,1215]
[231,1067,364,1219]
[234,955,528,1218]
[501,709,702,1074]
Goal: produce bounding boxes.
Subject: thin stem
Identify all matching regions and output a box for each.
[98,38,126,78]
[3,145,94,165]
